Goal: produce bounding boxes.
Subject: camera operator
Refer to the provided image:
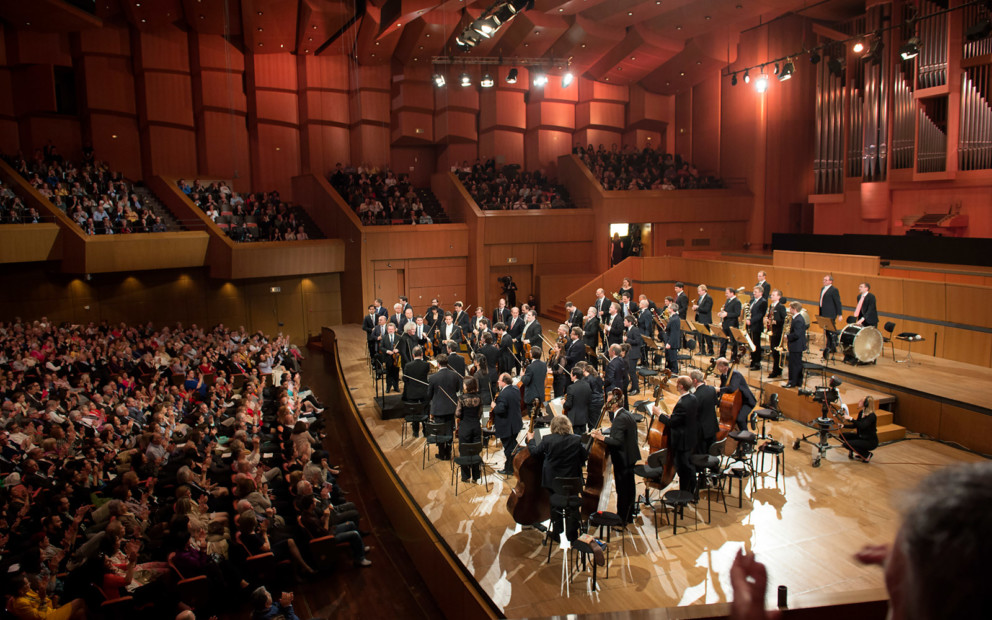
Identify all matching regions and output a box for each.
[499,276,518,308]
[841,396,878,463]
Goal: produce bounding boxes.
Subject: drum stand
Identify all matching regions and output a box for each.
[792,368,843,468]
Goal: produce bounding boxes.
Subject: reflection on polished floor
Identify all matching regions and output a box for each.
[334,325,985,618]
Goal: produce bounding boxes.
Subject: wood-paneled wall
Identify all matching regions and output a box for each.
[0,265,341,345]
[0,224,61,263]
[774,250,881,275]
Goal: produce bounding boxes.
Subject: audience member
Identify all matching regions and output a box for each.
[455,158,573,210]
[329,163,432,226]
[178,180,317,243]
[573,143,723,191]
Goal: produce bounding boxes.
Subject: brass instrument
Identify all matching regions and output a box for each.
[703,357,718,381]
[650,307,667,331]
[775,312,793,354]
[611,291,622,302]
[740,296,757,353]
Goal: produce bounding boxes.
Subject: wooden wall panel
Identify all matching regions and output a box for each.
[478,130,524,166]
[87,115,142,181]
[939,404,992,455]
[945,284,992,329]
[80,56,137,115]
[145,125,198,177]
[254,123,301,200]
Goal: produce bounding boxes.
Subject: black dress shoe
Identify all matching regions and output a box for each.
[767,372,782,379]
[498,468,514,476]
[629,389,640,396]
[782,383,796,388]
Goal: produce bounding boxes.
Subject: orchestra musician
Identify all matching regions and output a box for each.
[590,395,639,525]
[521,310,543,354]
[550,324,572,397]
[564,302,583,331]
[579,361,605,414]
[690,369,719,453]
[402,306,416,329]
[363,304,379,358]
[582,306,601,363]
[756,271,771,300]
[563,367,592,434]
[663,297,681,372]
[674,282,689,320]
[603,344,627,407]
[718,287,743,362]
[371,315,389,355]
[819,274,843,359]
[399,296,413,315]
[623,314,643,395]
[425,299,444,335]
[492,298,511,327]
[594,288,611,320]
[445,341,467,377]
[693,284,714,356]
[652,376,698,494]
[471,307,486,344]
[379,323,401,393]
[854,282,878,327]
[619,293,636,319]
[783,301,807,388]
[637,298,655,340]
[493,322,515,375]
[562,326,586,380]
[716,357,756,431]
[477,332,500,399]
[373,297,388,320]
[413,316,430,350]
[492,373,523,476]
[389,303,405,331]
[456,375,484,482]
[520,348,548,410]
[618,277,634,302]
[439,312,461,350]
[747,286,767,371]
[401,345,431,437]
[453,301,471,334]
[507,307,524,367]
[525,415,588,541]
[427,353,461,460]
[604,302,624,350]
[766,290,787,379]
[399,322,419,366]
[841,397,878,463]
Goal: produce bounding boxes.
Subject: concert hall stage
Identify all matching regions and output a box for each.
[326,324,985,618]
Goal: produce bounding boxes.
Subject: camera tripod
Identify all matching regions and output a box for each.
[792,395,845,468]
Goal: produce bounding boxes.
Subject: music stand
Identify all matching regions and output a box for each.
[729,327,753,364]
[816,316,840,366]
[708,324,728,361]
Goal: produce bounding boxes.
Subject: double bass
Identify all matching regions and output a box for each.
[645,384,676,488]
[581,388,622,518]
[506,398,550,525]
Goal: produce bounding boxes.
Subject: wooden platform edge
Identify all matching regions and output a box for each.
[322,327,503,620]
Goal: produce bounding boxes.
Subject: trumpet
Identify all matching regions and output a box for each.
[611,291,622,302]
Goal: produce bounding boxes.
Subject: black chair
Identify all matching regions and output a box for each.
[421,421,453,469]
[659,489,699,535]
[451,441,489,495]
[633,448,668,511]
[691,437,729,523]
[588,510,627,559]
[400,399,428,446]
[676,338,697,374]
[569,535,606,591]
[757,440,786,487]
[882,321,896,360]
[725,429,757,507]
[546,476,584,564]
[753,394,782,441]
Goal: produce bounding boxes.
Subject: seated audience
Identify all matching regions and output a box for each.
[455,158,573,210]
[329,163,437,226]
[573,143,723,190]
[178,180,318,243]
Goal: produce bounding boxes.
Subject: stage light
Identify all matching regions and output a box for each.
[561,71,574,87]
[778,59,795,81]
[460,72,472,87]
[827,57,844,78]
[861,35,883,65]
[852,40,865,53]
[506,67,518,83]
[533,73,548,86]
[433,73,445,87]
[810,50,821,64]
[481,73,495,88]
[899,36,921,60]
[754,71,769,93]
[472,17,497,38]
[773,62,780,75]
[731,72,738,86]
[743,69,750,84]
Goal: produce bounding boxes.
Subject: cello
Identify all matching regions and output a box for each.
[506,398,550,525]
[714,361,743,441]
[581,388,622,518]
[645,384,677,488]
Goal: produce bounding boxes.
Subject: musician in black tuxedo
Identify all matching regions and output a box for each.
[663,298,681,372]
[746,286,768,371]
[362,304,379,358]
[450,301,470,334]
[479,332,500,396]
[526,415,588,540]
[582,307,600,361]
[521,348,548,409]
[854,282,879,328]
[492,373,523,475]
[399,322,420,367]
[604,303,624,349]
[619,293,636,320]
[591,393,639,524]
[379,323,402,392]
[412,316,430,350]
[654,376,698,493]
[580,361,605,415]
[564,327,586,376]
[506,308,524,366]
[756,271,771,300]
[402,346,431,436]
[388,303,406,331]
[564,302,583,331]
[841,397,878,462]
[494,323,516,375]
[718,287,742,361]
[762,290,785,378]
[603,344,627,403]
[438,312,462,350]
[623,315,643,395]
[425,299,444,335]
[818,274,843,358]
[690,370,719,453]
[521,310,543,354]
[428,354,462,460]
[637,298,655,340]
[784,302,807,388]
[716,357,756,431]
[492,298,511,327]
[674,282,689,320]
[563,367,592,434]
[399,296,413,314]
[445,341,467,377]
[692,284,714,356]
[594,288,612,320]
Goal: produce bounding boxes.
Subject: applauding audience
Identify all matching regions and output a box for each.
[574,143,723,191]
[455,159,573,210]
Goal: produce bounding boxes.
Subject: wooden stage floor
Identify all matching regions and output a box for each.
[332,325,986,618]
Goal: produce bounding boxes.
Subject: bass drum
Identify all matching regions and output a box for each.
[839,324,883,363]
